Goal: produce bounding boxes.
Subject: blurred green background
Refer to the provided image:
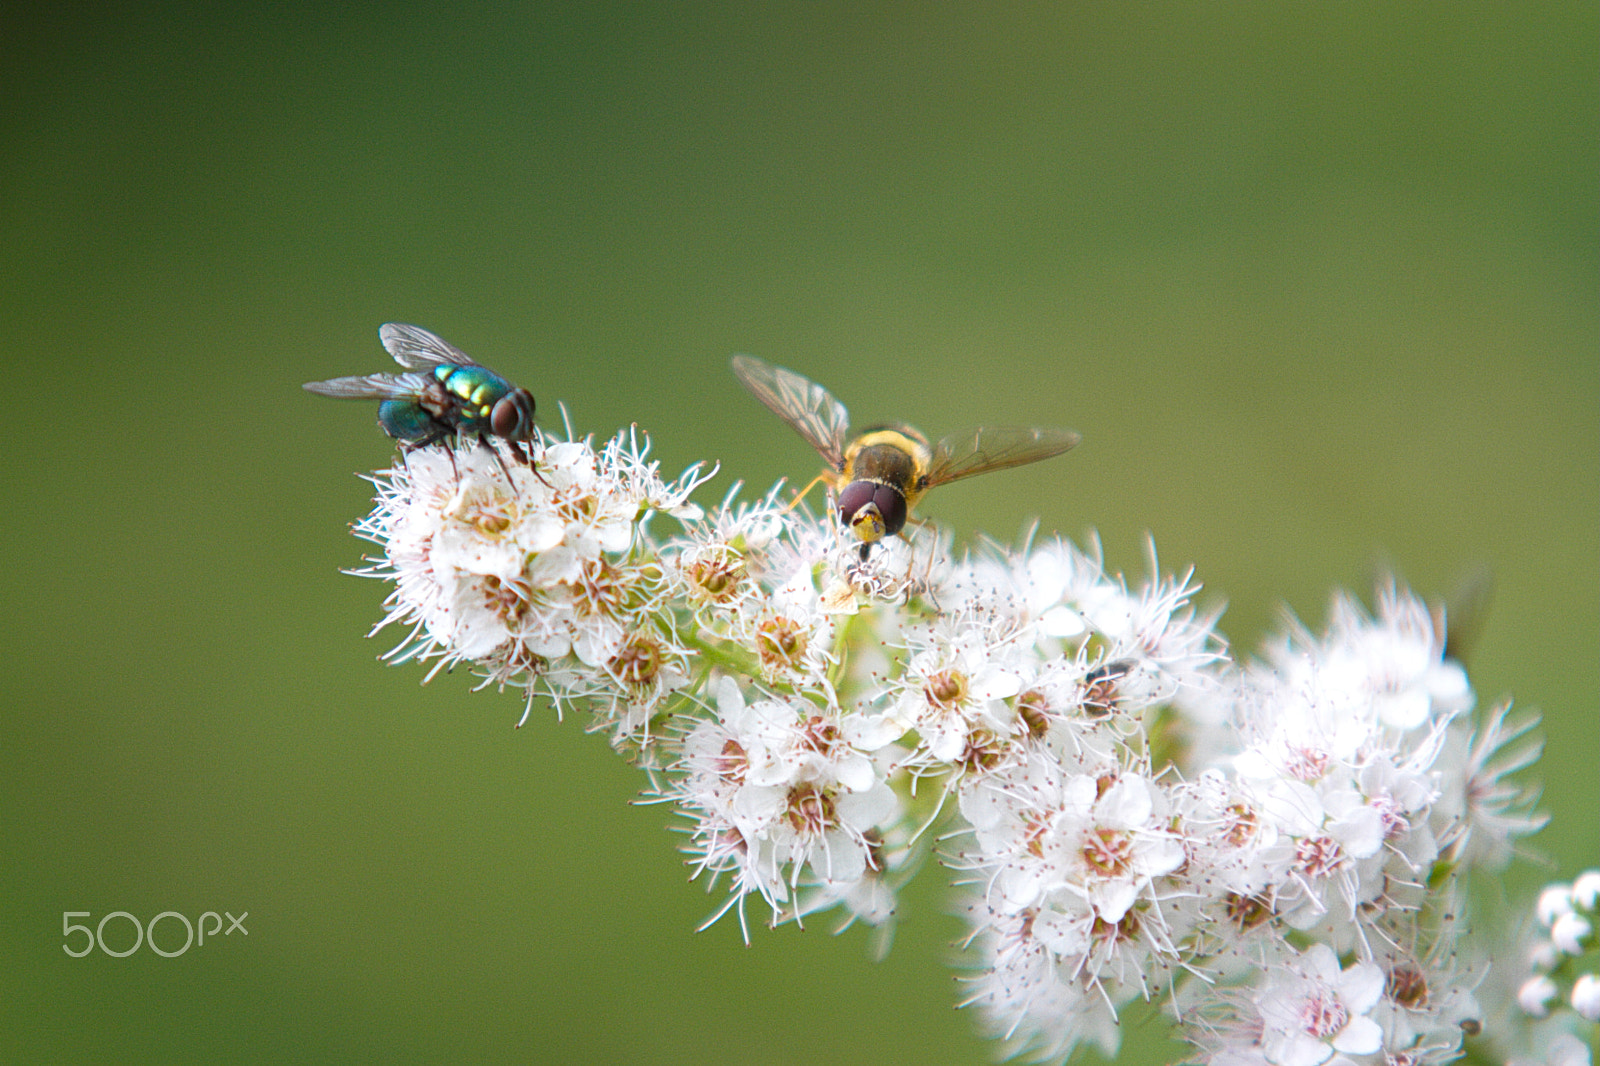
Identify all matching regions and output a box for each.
[2,4,1593,1063]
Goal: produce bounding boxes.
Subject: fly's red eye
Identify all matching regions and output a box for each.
[491,390,534,440]
[836,480,908,542]
[837,481,877,526]
[872,485,908,536]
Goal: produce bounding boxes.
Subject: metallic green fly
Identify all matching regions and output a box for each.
[304,324,537,466]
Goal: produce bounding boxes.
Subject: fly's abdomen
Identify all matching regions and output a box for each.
[377,399,437,442]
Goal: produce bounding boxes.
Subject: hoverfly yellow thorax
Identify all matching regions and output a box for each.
[843,428,930,487]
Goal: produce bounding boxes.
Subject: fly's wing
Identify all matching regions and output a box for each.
[922,426,1081,489]
[730,355,850,470]
[380,323,479,371]
[303,372,429,400]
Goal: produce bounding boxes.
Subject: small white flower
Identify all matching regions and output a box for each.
[1519,974,1559,1018]
[1539,885,1577,927]
[960,749,1184,948]
[1432,703,1549,870]
[1244,586,1472,760]
[962,907,1127,1064]
[1255,944,1384,1066]
[747,561,837,686]
[671,678,898,935]
[1572,974,1600,1023]
[875,614,1027,768]
[1551,910,1593,957]
[1574,870,1600,912]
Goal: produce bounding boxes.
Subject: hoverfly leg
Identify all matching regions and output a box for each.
[784,472,831,515]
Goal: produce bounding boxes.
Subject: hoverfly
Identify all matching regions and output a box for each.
[731,355,1079,556]
[304,323,537,465]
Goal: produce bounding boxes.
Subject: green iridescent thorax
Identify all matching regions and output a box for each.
[437,365,511,427]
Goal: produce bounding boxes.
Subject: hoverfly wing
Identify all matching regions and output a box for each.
[921,426,1080,489]
[303,371,430,401]
[380,323,479,371]
[731,355,851,471]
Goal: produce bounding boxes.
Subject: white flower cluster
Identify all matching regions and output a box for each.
[941,575,1542,1066]
[675,677,899,939]
[353,431,711,743]
[334,425,1565,1066]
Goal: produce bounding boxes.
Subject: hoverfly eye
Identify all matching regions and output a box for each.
[872,485,908,537]
[837,481,877,528]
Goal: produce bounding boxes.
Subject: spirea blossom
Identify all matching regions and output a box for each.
[327,401,1567,1066]
[671,677,899,937]
[352,429,710,736]
[1253,944,1385,1065]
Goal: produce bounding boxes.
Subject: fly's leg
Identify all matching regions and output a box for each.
[476,435,520,497]
[507,438,552,488]
[784,472,831,515]
[403,421,459,484]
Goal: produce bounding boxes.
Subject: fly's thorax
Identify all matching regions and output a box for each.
[843,427,930,487]
[444,363,505,404]
[438,365,511,432]
[441,365,509,405]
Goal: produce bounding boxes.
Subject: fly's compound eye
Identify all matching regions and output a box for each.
[836,481,875,523]
[871,484,908,536]
[491,390,535,440]
[837,480,878,538]
[837,480,907,543]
